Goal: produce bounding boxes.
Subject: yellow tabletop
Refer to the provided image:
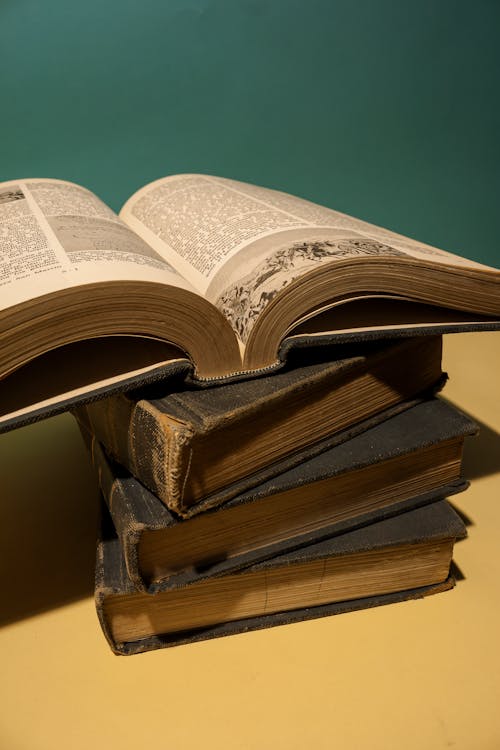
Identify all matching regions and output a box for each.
[0,332,499,750]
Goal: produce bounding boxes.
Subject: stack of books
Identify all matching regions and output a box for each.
[76,334,476,655]
[0,174,498,655]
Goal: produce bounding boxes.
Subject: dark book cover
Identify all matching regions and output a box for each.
[95,500,467,655]
[2,320,499,435]
[76,336,446,515]
[82,398,475,593]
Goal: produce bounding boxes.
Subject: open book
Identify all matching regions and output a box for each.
[1,174,499,428]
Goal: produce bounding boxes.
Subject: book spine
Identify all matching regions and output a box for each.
[83,432,147,590]
[131,401,194,513]
[78,397,192,512]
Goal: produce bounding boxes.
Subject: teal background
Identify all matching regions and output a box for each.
[1,0,499,267]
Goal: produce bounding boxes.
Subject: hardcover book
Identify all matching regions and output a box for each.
[82,398,474,593]
[1,173,499,430]
[76,335,445,515]
[96,500,467,655]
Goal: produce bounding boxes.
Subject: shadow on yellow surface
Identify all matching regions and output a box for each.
[0,414,99,627]
[461,417,500,480]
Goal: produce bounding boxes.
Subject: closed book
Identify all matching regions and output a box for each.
[96,500,466,655]
[76,335,445,516]
[81,398,475,593]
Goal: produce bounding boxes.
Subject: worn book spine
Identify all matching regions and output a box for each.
[95,500,466,655]
[76,336,445,516]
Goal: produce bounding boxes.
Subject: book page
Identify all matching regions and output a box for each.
[0,178,197,311]
[121,173,489,301]
[211,228,413,342]
[121,173,341,295]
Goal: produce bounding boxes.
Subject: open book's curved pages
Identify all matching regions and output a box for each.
[1,174,499,431]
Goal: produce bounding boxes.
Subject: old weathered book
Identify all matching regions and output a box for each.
[76,336,445,515]
[82,398,474,593]
[1,174,499,430]
[96,500,466,655]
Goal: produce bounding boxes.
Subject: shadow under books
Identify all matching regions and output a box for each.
[442,399,500,480]
[0,414,99,628]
